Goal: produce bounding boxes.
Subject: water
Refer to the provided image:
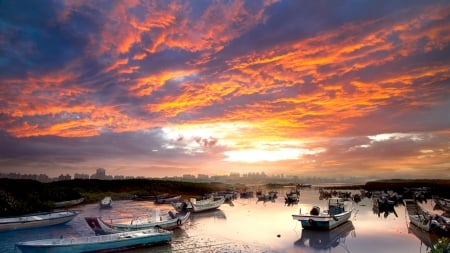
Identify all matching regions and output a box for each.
[1,188,448,253]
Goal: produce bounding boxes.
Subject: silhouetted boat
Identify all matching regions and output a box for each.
[53,198,84,208]
[292,197,353,230]
[0,210,80,232]
[15,227,172,253]
[154,195,181,204]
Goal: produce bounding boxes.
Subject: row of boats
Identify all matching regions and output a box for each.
[1,194,227,252]
[3,188,449,252]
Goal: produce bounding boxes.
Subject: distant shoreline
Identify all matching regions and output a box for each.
[0,178,449,217]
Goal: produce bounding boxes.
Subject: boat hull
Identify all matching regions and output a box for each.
[53,198,84,208]
[85,212,190,235]
[191,197,225,213]
[293,210,352,230]
[0,211,79,232]
[15,229,172,253]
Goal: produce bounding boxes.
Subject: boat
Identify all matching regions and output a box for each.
[15,227,172,253]
[294,221,355,250]
[0,210,80,232]
[407,220,440,250]
[85,211,190,235]
[285,188,300,206]
[190,196,225,213]
[100,196,112,209]
[432,196,450,213]
[404,199,450,236]
[53,198,84,208]
[292,197,353,230]
[154,195,181,204]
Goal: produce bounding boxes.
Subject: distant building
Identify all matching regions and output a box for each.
[74,173,90,179]
[182,174,196,181]
[57,174,72,181]
[91,168,108,180]
[197,174,209,181]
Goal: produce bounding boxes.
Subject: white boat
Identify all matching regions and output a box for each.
[100,196,112,209]
[15,227,172,253]
[190,196,225,213]
[85,211,190,235]
[292,197,353,230]
[0,210,80,232]
[404,199,450,235]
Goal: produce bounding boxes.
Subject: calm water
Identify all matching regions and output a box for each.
[1,187,448,253]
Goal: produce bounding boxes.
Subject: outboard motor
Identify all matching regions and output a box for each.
[310,206,320,215]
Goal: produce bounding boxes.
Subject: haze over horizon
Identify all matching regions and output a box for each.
[1,1,449,179]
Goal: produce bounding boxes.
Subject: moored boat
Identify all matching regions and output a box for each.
[100,196,112,209]
[404,199,450,236]
[85,211,190,235]
[292,197,353,230]
[0,210,80,232]
[53,198,85,208]
[154,195,181,204]
[15,227,172,253]
[190,196,225,213]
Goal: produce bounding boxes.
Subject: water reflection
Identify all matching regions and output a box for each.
[1,188,442,253]
[372,199,399,218]
[294,221,355,252]
[407,223,440,252]
[189,209,226,221]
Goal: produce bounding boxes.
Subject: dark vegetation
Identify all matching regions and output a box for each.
[0,178,228,216]
[364,179,450,198]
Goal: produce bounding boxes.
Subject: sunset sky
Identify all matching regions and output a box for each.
[1,0,449,179]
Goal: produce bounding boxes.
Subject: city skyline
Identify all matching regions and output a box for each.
[1,1,450,179]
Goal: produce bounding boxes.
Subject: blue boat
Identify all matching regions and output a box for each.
[15,227,172,253]
[292,197,353,230]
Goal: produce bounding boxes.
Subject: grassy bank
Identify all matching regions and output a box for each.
[0,178,229,216]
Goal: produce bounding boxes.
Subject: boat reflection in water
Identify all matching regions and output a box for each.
[189,209,226,222]
[294,221,355,252]
[407,222,441,252]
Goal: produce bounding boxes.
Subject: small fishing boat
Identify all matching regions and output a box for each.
[85,211,190,235]
[404,199,450,236]
[432,196,450,213]
[100,196,112,209]
[292,197,353,230]
[53,198,85,208]
[190,196,225,213]
[15,227,172,253]
[154,195,181,204]
[0,210,80,232]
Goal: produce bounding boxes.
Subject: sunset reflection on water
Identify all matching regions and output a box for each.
[1,187,446,253]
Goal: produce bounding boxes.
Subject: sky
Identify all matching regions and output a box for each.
[0,0,449,180]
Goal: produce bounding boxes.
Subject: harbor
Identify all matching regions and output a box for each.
[2,187,448,253]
